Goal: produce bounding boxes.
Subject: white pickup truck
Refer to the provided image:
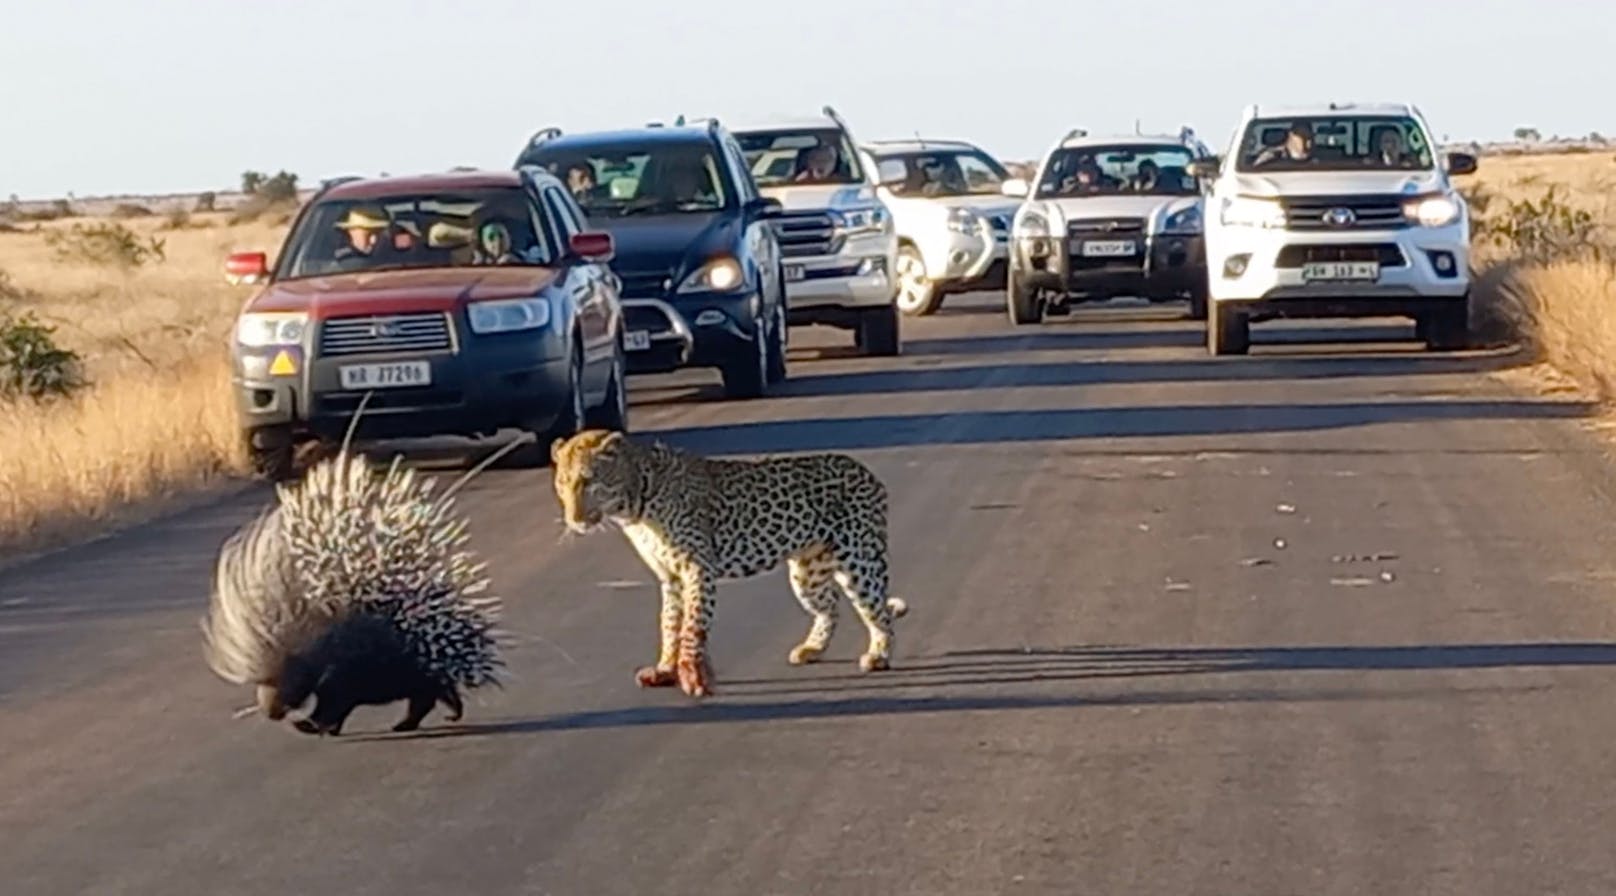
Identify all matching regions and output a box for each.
[1193,102,1477,355]
[728,107,903,355]
[858,138,1021,317]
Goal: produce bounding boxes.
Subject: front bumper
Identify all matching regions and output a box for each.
[620,291,762,374]
[1016,231,1206,300]
[233,329,572,441]
[926,219,1010,293]
[782,230,896,312]
[1206,223,1470,310]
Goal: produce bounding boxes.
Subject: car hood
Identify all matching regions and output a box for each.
[249,267,560,317]
[941,194,1022,218]
[756,182,881,211]
[594,212,739,276]
[1042,194,1183,221]
[1227,169,1445,198]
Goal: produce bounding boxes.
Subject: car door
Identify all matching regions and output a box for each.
[539,185,613,392]
[723,136,781,317]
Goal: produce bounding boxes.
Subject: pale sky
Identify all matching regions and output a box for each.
[3,0,1610,199]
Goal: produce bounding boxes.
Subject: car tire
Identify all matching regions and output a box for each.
[1423,299,1470,351]
[894,243,943,317]
[502,346,585,469]
[1207,301,1250,356]
[721,315,769,399]
[1007,267,1043,326]
[857,304,901,356]
[765,302,788,384]
[245,428,296,482]
[584,337,630,432]
[1186,284,1209,321]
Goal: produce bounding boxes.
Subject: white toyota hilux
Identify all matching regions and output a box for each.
[728,107,903,355]
[857,138,1021,317]
[1194,102,1477,355]
[1003,128,1213,325]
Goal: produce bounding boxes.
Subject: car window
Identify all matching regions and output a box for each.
[274,187,558,280]
[1035,145,1199,198]
[1235,116,1435,173]
[520,140,731,218]
[879,149,1009,198]
[734,128,866,186]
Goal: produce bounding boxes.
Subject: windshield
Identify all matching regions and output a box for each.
[276,188,554,280]
[1235,116,1435,172]
[874,149,1009,197]
[1036,145,1198,198]
[735,128,866,187]
[520,140,731,218]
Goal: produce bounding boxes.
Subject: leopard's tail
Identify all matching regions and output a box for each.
[887,597,908,620]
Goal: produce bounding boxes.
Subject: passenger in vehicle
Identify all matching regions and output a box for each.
[664,160,716,205]
[793,144,840,183]
[566,164,598,200]
[330,206,391,270]
[1253,122,1314,166]
[1133,159,1160,191]
[1370,127,1408,167]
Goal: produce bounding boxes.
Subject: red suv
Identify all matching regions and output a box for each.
[224,168,628,477]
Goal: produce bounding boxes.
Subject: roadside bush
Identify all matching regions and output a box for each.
[43,221,167,269]
[194,191,217,212]
[0,311,87,401]
[1469,184,1602,264]
[161,208,194,231]
[110,203,154,219]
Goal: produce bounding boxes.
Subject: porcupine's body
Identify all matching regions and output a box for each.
[201,450,505,736]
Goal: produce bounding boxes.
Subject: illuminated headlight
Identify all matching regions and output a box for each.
[1219,195,1285,228]
[1015,213,1050,239]
[468,297,551,334]
[946,207,981,235]
[1162,206,1203,233]
[676,256,745,293]
[235,312,307,347]
[831,205,889,234]
[1404,193,1461,227]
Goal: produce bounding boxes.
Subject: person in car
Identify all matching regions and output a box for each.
[473,219,520,265]
[664,161,717,205]
[1370,128,1408,167]
[566,164,598,200]
[1253,122,1314,166]
[793,144,840,183]
[330,206,391,270]
[1133,159,1161,191]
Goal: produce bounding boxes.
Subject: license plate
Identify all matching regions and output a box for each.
[338,360,431,390]
[1081,240,1136,257]
[1302,261,1380,282]
[784,264,806,282]
[624,330,651,351]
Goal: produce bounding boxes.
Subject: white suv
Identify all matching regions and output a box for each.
[1003,128,1213,325]
[728,107,903,355]
[858,138,1020,317]
[1195,102,1477,355]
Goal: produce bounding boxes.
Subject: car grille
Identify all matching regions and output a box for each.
[1275,243,1407,268]
[773,211,836,257]
[318,312,453,357]
[616,271,670,299]
[1279,195,1409,230]
[1067,217,1145,236]
[623,303,679,334]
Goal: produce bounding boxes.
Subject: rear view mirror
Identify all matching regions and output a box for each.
[569,231,615,263]
[748,197,784,219]
[1445,152,1477,176]
[224,251,269,285]
[1000,178,1030,198]
[1187,158,1221,179]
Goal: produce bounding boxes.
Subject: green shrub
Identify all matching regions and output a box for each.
[1467,184,1602,264]
[0,311,87,401]
[43,221,167,269]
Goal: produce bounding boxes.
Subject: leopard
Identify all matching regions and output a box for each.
[550,428,908,699]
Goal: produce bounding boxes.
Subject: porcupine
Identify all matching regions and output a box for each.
[200,445,510,737]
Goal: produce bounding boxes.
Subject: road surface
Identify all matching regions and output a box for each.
[5,294,1616,895]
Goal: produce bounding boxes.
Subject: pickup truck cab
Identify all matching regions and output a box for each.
[1193,102,1477,355]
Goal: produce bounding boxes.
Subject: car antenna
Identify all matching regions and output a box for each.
[915,130,926,150]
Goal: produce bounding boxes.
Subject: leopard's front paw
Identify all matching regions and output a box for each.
[788,644,824,665]
[675,655,714,698]
[858,652,890,673]
[635,665,678,688]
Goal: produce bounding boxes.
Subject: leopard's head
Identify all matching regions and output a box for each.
[551,429,638,533]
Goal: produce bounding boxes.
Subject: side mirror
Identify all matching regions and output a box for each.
[224,251,269,285]
[748,197,784,219]
[1187,157,1221,179]
[568,231,615,263]
[1445,152,1477,176]
[1000,178,1030,198]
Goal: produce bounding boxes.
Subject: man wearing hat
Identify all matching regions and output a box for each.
[331,205,392,270]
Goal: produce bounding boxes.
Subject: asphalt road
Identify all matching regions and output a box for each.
[6,293,1616,895]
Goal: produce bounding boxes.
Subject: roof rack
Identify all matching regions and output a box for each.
[822,104,853,135]
[1062,127,1089,142]
[525,127,563,147]
[315,175,365,194]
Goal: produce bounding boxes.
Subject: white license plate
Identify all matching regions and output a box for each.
[624,330,651,351]
[1302,261,1380,282]
[338,360,431,390]
[784,264,806,282]
[1081,240,1136,257]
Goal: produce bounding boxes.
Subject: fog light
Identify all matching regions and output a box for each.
[694,309,727,326]
[1222,254,1251,278]
[1426,250,1458,277]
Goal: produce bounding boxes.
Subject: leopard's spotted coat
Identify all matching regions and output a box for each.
[551,429,907,698]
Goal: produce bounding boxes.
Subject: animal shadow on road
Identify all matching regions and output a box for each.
[359,641,1608,742]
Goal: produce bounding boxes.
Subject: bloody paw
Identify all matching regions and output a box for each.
[636,665,678,687]
[675,655,714,698]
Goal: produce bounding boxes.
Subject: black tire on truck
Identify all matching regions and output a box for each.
[1207,301,1250,356]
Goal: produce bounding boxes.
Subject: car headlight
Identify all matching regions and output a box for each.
[236,312,307,347]
[467,297,551,334]
[831,205,889,234]
[1404,193,1461,227]
[1015,212,1049,239]
[1162,206,1203,233]
[946,207,980,235]
[676,256,745,293]
[1219,195,1285,228]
